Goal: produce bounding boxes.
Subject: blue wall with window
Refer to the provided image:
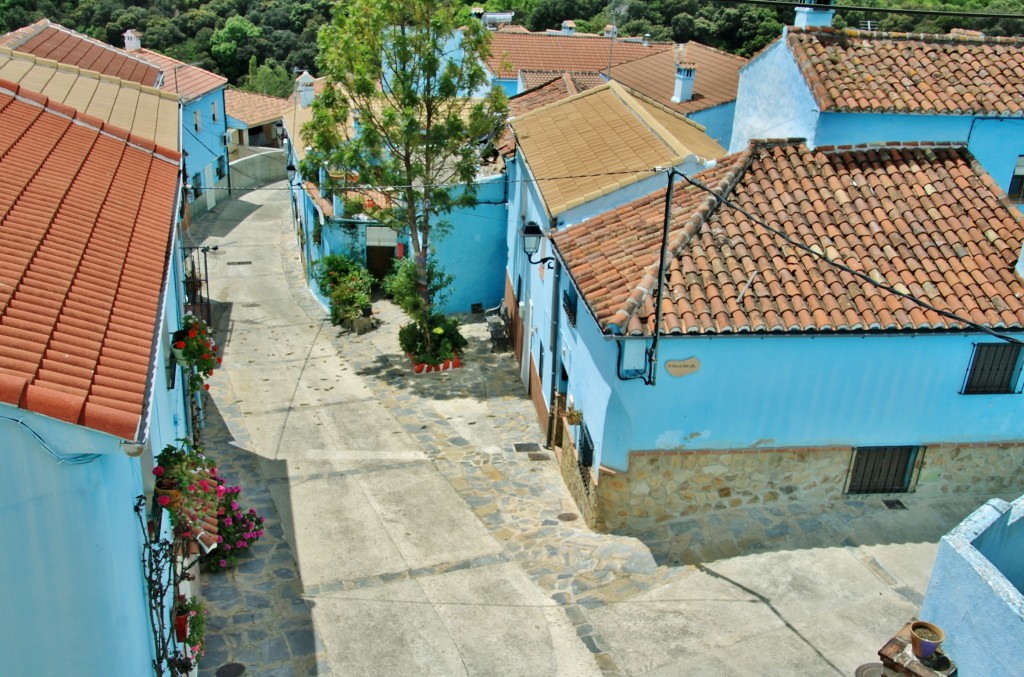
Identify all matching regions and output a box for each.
[182,88,228,214]
[563,320,1024,471]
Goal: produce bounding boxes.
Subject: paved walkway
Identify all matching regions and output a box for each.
[188,184,1007,677]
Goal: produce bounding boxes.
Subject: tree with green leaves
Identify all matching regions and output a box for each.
[304,0,508,315]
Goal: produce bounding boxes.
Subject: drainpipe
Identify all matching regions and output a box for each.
[544,251,561,449]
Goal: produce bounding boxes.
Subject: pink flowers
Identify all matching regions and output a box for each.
[157,495,171,506]
[153,466,165,477]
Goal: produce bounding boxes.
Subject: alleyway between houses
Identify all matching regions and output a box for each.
[189,183,1006,677]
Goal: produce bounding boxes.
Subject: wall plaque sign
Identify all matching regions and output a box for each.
[665,357,700,377]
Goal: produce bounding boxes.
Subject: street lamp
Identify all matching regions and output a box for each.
[285,163,297,183]
[521,221,555,269]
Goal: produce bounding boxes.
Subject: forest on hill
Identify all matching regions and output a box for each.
[1,0,1022,95]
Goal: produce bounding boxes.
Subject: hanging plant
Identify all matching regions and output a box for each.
[172,315,221,393]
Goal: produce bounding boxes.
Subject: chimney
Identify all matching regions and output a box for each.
[562,20,575,35]
[604,24,616,38]
[672,63,696,103]
[794,0,836,28]
[296,71,315,108]
[123,29,141,52]
[642,33,651,47]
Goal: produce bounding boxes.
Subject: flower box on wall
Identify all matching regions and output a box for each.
[408,353,461,374]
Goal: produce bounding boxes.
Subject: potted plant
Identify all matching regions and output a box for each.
[398,313,468,371]
[172,315,220,393]
[312,253,375,326]
[153,440,222,546]
[564,407,583,426]
[910,620,945,659]
[174,595,206,658]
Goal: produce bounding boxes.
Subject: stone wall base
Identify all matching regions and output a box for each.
[571,442,1024,547]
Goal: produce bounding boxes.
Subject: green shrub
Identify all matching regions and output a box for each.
[312,253,373,324]
[381,255,453,318]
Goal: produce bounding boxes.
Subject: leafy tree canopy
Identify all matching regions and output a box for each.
[304,0,508,308]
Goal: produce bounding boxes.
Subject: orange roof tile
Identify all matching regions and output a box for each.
[0,20,160,87]
[0,79,180,439]
[519,69,604,91]
[136,48,226,100]
[486,30,672,79]
[788,26,1024,115]
[511,81,725,217]
[555,141,1024,336]
[224,87,289,127]
[606,42,747,115]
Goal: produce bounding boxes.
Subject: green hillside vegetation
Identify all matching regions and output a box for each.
[1,0,1021,89]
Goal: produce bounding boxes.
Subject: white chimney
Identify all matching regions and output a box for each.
[123,29,141,52]
[296,71,315,109]
[672,63,696,103]
[642,33,651,47]
[604,24,616,38]
[562,20,575,35]
[794,0,836,28]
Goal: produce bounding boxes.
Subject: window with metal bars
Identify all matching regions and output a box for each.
[963,343,1022,394]
[846,446,919,494]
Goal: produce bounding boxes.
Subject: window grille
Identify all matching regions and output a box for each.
[847,446,919,494]
[963,343,1022,394]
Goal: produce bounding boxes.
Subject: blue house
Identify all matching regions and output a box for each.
[529,140,1024,549]
[0,22,231,223]
[0,73,199,675]
[122,30,230,221]
[729,20,1024,202]
[503,80,724,432]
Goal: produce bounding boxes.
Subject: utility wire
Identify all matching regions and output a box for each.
[670,169,1024,345]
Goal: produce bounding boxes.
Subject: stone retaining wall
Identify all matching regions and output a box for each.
[555,418,601,529]
[585,442,1024,536]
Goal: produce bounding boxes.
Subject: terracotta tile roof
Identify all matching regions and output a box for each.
[519,69,604,91]
[136,48,226,100]
[606,42,747,115]
[0,79,181,439]
[511,81,725,217]
[788,26,1024,115]
[555,141,1024,336]
[486,30,673,79]
[0,20,160,87]
[0,47,180,150]
[224,87,289,127]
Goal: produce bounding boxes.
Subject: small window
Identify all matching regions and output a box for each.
[193,110,201,133]
[1009,156,1024,203]
[215,156,226,180]
[578,422,594,468]
[191,173,201,200]
[847,446,919,494]
[963,343,1022,394]
[211,101,218,122]
[562,288,578,327]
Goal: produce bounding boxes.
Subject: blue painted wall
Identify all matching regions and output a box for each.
[690,101,736,150]
[564,320,1024,470]
[729,38,818,152]
[432,174,508,313]
[920,496,1024,676]
[182,88,229,210]
[0,417,154,677]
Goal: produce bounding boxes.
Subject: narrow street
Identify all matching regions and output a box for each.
[187,183,993,677]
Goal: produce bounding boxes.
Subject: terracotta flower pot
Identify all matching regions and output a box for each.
[155,480,183,510]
